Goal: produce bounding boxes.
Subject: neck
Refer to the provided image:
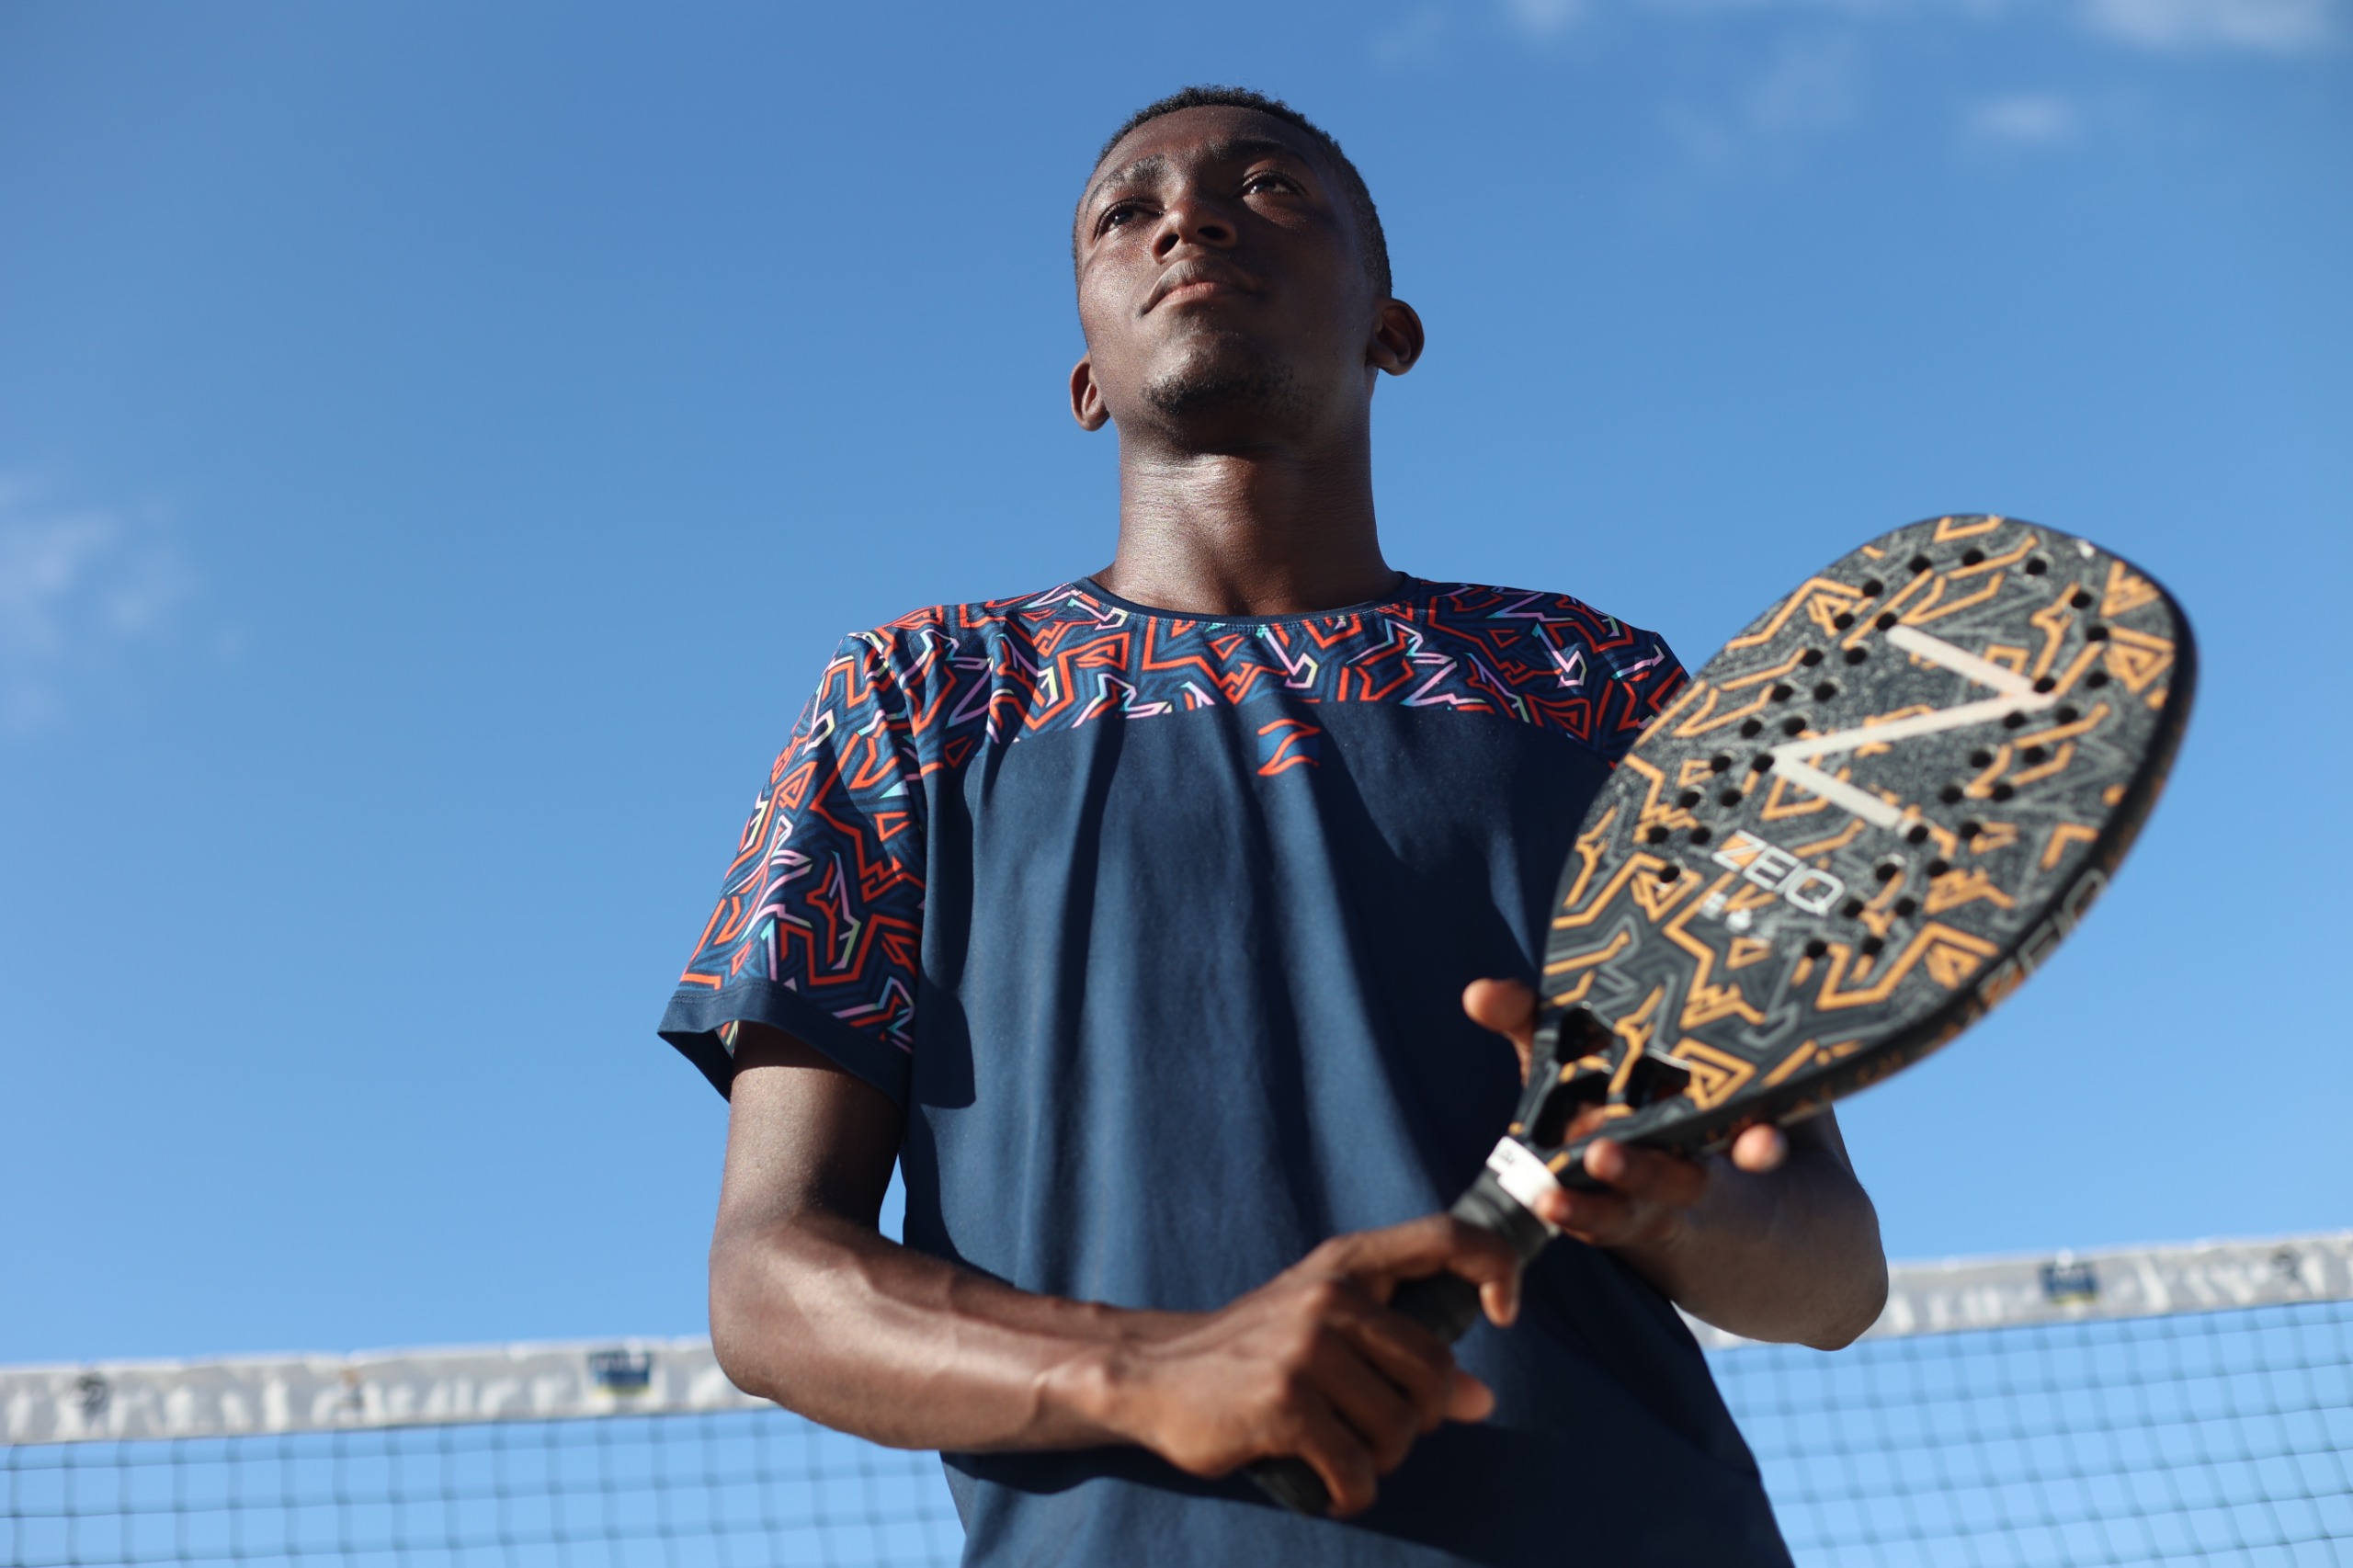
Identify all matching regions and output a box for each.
[1095,429,1396,618]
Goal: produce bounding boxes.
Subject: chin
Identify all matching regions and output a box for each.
[1140,339,1306,428]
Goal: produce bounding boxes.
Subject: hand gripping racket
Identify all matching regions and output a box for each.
[1251,515,2195,1515]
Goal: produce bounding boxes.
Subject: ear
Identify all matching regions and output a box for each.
[1367,299,1426,377]
[1069,357,1110,430]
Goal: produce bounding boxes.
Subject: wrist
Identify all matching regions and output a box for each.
[1037,1307,1189,1449]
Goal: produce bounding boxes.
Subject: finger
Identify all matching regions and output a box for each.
[1444,1367,1495,1425]
[1461,977,1539,1065]
[1290,1400,1381,1517]
[1308,1335,1425,1472]
[1334,1215,1524,1326]
[1730,1123,1788,1173]
[1326,1298,1454,1431]
[1540,1186,1636,1244]
[1582,1139,1710,1210]
[1461,977,1537,1041]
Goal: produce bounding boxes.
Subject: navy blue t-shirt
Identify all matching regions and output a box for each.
[659,576,1792,1568]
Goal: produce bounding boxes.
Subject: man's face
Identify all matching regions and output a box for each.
[1071,106,1410,449]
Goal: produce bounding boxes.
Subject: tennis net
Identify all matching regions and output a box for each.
[6,1233,2347,1566]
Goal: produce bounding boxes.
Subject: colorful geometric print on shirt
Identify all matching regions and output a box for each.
[663,577,1685,1098]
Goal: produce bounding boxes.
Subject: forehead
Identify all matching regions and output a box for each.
[1085,105,1334,199]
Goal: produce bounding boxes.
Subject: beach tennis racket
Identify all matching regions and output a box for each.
[1252,513,2195,1514]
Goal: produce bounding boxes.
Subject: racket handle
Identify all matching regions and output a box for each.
[1246,1455,1337,1516]
[1245,1170,1555,1515]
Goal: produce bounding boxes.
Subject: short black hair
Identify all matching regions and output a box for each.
[1085,85,1392,300]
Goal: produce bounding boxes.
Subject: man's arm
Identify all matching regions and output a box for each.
[707,1022,1525,1516]
[1463,980,1889,1350]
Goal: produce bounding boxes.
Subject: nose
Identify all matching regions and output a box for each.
[1154,194,1236,259]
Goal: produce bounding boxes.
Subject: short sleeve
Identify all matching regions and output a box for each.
[1597,625,1688,765]
[657,634,924,1103]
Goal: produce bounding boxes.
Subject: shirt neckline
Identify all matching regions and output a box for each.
[1068,573,1438,627]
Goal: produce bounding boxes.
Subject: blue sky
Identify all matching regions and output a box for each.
[2,0,2345,1364]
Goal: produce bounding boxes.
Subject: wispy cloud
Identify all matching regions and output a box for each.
[1373,4,1459,62]
[2080,0,2336,51]
[1479,0,2340,49]
[1962,91,2082,146]
[1502,0,1587,34]
[0,478,198,732]
[1664,33,1869,172]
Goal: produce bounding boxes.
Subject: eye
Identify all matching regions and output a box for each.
[1242,171,1297,196]
[1097,200,1147,234]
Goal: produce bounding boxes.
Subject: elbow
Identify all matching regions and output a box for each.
[1801,1254,1888,1351]
[708,1219,788,1402]
[707,1211,868,1410]
[1800,1203,1890,1351]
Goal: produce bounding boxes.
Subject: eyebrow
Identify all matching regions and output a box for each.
[1085,136,1313,210]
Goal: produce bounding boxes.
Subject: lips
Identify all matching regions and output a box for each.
[1145,262,1259,312]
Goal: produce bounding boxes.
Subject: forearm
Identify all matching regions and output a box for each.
[710,1210,1169,1452]
[1617,1142,1888,1349]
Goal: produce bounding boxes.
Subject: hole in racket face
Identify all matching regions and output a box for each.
[1529,1074,1608,1149]
[1529,1010,1618,1145]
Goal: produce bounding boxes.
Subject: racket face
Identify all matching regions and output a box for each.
[1516,515,2194,1181]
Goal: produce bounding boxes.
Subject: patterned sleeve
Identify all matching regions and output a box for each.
[1598,622,1688,766]
[657,632,925,1103]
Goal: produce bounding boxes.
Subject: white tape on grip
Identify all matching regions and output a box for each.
[1484,1138,1565,1233]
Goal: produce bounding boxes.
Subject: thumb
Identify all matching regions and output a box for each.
[1462,978,1539,1084]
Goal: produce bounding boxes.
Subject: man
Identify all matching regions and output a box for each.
[659,86,1887,1566]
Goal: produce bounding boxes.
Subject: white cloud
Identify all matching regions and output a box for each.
[2082,0,2336,49]
[1963,91,2082,145]
[1665,33,1869,172]
[1373,4,1457,62]
[1745,32,1866,134]
[1503,0,1586,34]
[0,479,197,731]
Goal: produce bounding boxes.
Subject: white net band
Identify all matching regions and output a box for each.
[8,1232,2348,1447]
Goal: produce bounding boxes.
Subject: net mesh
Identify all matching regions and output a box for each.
[1718,1297,2353,1566]
[3,1411,959,1568]
[7,1268,2348,1567]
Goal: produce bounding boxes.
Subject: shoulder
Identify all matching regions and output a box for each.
[815,583,1089,761]
[1415,581,1680,677]
[826,582,1083,687]
[1405,581,1687,756]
